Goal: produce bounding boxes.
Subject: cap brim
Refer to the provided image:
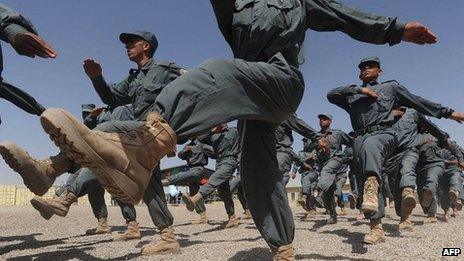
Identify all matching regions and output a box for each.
[119,33,139,44]
[358,61,380,69]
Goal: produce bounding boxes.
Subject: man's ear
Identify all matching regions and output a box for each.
[143,42,151,52]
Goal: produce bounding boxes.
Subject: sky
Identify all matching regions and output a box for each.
[0,0,463,185]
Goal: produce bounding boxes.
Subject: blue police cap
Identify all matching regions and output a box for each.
[358,57,380,69]
[317,113,333,121]
[81,103,96,112]
[119,31,158,54]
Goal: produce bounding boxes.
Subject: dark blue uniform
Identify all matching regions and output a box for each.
[328,80,455,221]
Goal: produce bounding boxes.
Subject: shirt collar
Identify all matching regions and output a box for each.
[362,80,379,87]
[140,58,154,70]
[129,58,154,76]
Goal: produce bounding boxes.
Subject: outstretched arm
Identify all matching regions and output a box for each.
[0,4,56,58]
[305,0,436,46]
[285,114,320,141]
[394,83,464,123]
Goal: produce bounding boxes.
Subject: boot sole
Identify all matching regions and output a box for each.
[224,222,239,228]
[40,109,144,204]
[422,189,434,208]
[399,226,413,232]
[0,143,50,196]
[30,197,63,219]
[363,237,386,244]
[423,218,437,224]
[401,195,416,218]
[361,203,378,214]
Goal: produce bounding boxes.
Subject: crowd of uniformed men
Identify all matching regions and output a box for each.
[0,1,463,260]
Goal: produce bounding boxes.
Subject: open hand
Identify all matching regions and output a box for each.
[11,32,57,58]
[449,111,464,124]
[403,22,437,45]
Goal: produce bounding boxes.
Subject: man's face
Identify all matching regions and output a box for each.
[125,37,151,62]
[319,117,331,128]
[359,62,382,83]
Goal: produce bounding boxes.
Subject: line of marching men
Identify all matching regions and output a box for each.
[1,1,464,260]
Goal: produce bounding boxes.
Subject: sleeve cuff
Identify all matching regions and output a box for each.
[443,108,454,118]
[90,75,105,85]
[388,19,405,46]
[2,24,30,43]
[355,86,364,94]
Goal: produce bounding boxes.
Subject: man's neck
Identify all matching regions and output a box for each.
[362,78,379,87]
[136,56,151,68]
[321,127,330,134]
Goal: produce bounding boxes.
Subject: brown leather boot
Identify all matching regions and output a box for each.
[182,193,203,212]
[457,199,463,211]
[401,187,416,218]
[191,212,208,224]
[224,214,239,228]
[0,142,71,196]
[422,188,434,208]
[141,227,181,255]
[86,217,111,235]
[297,195,308,211]
[272,244,295,261]
[361,176,379,214]
[449,190,459,206]
[114,221,141,241]
[30,189,77,219]
[443,211,451,222]
[242,209,252,220]
[423,213,437,224]
[398,217,413,232]
[363,219,386,244]
[40,108,176,204]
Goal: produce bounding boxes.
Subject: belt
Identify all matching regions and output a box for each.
[354,124,391,137]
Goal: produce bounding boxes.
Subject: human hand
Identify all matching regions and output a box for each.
[83,58,103,78]
[402,22,437,45]
[11,32,57,58]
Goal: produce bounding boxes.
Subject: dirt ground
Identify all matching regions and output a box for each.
[0,202,463,260]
